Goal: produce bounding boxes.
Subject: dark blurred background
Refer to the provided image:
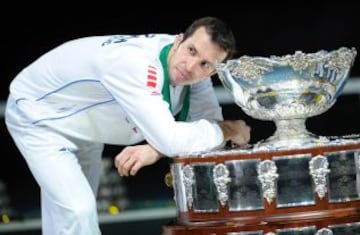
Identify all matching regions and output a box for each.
[1,3,360,234]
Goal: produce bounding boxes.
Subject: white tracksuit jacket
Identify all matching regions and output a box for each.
[7,34,224,157]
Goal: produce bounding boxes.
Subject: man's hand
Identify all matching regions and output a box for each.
[114,144,163,176]
[218,120,251,146]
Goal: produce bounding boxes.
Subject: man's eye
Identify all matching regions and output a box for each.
[202,62,212,71]
[188,47,196,55]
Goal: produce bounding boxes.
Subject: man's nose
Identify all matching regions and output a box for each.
[186,58,198,72]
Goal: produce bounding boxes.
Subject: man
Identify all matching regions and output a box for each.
[5,16,250,234]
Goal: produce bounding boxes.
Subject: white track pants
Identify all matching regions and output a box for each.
[5,96,104,235]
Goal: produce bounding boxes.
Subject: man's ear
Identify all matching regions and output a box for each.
[174,33,184,45]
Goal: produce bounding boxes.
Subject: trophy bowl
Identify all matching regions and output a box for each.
[216,47,357,150]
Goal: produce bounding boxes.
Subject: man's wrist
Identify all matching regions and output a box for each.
[217,121,232,142]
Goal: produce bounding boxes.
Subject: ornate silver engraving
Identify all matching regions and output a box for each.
[182,164,194,209]
[257,160,278,204]
[226,56,273,81]
[309,155,330,199]
[213,163,231,206]
[315,228,333,235]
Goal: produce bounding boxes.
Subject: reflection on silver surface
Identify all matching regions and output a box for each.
[216,47,357,150]
[257,160,278,204]
[329,222,360,235]
[274,154,314,207]
[277,226,315,235]
[309,155,330,199]
[227,231,263,235]
[192,163,219,212]
[326,150,360,202]
[356,151,360,196]
[172,163,188,213]
[226,160,263,211]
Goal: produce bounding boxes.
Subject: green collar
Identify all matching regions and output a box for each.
[159,44,190,121]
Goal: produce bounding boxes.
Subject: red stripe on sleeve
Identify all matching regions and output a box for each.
[147,81,157,88]
[147,74,157,81]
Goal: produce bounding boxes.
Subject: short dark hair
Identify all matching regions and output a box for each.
[182,16,236,61]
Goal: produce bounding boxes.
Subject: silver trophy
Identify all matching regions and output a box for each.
[216,47,357,150]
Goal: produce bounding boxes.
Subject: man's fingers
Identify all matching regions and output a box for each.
[120,157,137,177]
[130,162,142,176]
[114,145,158,177]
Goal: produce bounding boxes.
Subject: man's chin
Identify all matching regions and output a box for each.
[178,81,192,86]
[172,78,189,86]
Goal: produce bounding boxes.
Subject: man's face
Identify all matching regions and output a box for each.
[167,27,228,86]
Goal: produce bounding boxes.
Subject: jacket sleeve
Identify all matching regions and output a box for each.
[187,78,224,122]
